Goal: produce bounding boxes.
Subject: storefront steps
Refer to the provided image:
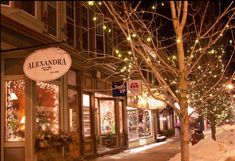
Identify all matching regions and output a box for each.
[97,146,125,157]
[76,146,126,161]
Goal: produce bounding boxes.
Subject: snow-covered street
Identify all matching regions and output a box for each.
[170,124,235,161]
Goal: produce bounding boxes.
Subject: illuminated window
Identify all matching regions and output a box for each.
[100,100,115,134]
[83,94,91,137]
[138,110,151,138]
[68,89,78,131]
[119,101,123,134]
[36,82,60,133]
[5,80,25,142]
[127,109,139,141]
[67,70,78,132]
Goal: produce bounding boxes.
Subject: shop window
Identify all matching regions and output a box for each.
[167,116,171,129]
[67,70,78,132]
[36,82,60,133]
[127,109,139,141]
[159,114,168,130]
[5,80,25,142]
[138,110,152,138]
[82,94,91,137]
[119,101,124,134]
[100,100,115,134]
[68,89,78,132]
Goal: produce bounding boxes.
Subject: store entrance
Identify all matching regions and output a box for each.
[95,98,116,153]
[94,93,126,155]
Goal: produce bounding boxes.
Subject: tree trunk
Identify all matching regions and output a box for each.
[170,2,189,161]
[210,118,216,140]
[179,79,190,161]
[180,110,190,161]
[177,32,189,161]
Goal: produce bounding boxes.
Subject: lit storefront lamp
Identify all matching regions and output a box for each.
[20,116,25,124]
[20,116,25,130]
[10,93,18,100]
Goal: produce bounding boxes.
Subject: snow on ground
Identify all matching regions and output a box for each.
[169,124,235,161]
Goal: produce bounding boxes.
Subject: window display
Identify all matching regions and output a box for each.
[5,80,25,141]
[127,108,152,140]
[100,100,115,134]
[127,110,139,141]
[138,110,151,138]
[83,94,91,137]
[36,82,60,133]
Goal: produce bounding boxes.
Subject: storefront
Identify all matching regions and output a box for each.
[94,93,127,156]
[127,107,154,147]
[1,53,127,161]
[158,106,175,137]
[127,95,166,148]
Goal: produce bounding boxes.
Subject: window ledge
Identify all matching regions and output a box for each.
[1,6,44,34]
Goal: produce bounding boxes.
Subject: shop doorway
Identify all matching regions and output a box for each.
[95,94,125,155]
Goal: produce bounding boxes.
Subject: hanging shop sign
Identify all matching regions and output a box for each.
[23,47,72,81]
[112,81,127,97]
[127,80,142,96]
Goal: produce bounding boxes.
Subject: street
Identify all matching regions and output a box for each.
[88,137,180,161]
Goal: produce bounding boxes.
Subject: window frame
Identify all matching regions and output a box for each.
[81,4,89,51]
[35,81,61,134]
[43,1,58,37]
[66,1,75,46]
[67,70,79,132]
[95,13,106,56]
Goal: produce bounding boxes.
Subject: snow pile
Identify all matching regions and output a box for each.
[169,125,235,161]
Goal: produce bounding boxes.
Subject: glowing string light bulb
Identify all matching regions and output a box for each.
[93,17,97,21]
[147,37,151,42]
[88,1,94,6]
[176,39,180,43]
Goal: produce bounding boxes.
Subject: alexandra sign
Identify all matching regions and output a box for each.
[23,47,72,81]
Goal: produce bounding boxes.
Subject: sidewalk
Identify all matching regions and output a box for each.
[87,136,180,161]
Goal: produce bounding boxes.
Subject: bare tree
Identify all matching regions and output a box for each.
[83,1,235,161]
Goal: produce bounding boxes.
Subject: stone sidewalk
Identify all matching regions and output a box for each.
[88,137,181,161]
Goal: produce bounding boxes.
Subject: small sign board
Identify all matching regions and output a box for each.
[127,80,142,96]
[23,47,72,81]
[112,81,127,97]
